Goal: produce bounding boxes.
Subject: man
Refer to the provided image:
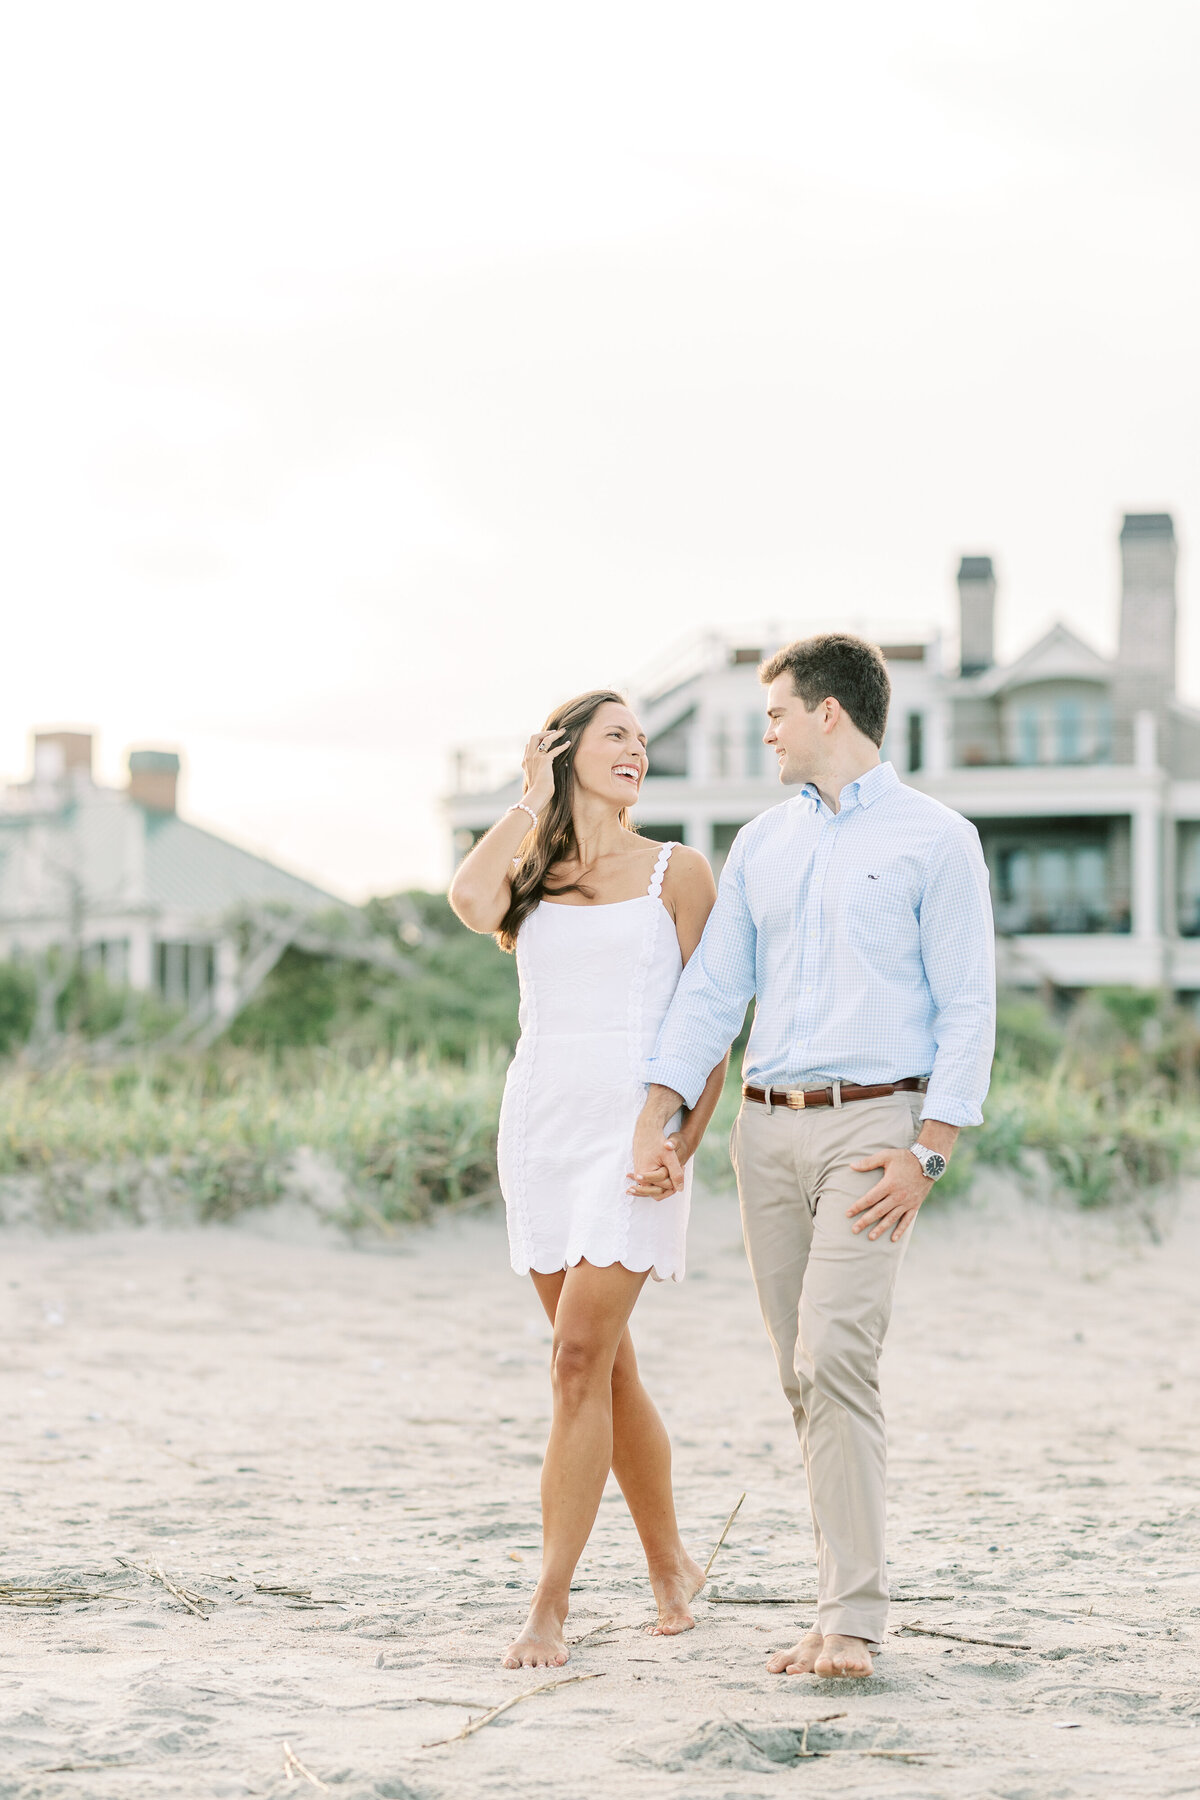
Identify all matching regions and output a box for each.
[630,633,995,1679]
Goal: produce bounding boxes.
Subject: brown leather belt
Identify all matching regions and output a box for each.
[742,1077,928,1110]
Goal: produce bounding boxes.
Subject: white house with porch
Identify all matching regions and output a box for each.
[446,512,1200,996]
[0,734,353,1032]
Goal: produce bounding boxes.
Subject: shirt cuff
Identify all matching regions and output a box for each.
[642,1056,706,1111]
[919,1090,985,1129]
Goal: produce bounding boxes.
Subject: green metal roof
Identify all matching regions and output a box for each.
[0,792,350,929]
[142,811,348,919]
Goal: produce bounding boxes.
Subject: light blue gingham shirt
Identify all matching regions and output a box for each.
[646,760,996,1127]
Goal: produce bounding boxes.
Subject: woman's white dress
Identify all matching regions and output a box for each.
[497,841,691,1283]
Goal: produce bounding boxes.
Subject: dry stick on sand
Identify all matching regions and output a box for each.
[0,1586,112,1606]
[415,1697,495,1710]
[281,1741,330,1790]
[115,1556,210,1618]
[422,1672,606,1750]
[897,1619,1033,1650]
[733,1718,933,1764]
[568,1618,616,1646]
[703,1492,747,1579]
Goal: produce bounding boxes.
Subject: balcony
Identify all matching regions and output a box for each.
[953,713,1132,770]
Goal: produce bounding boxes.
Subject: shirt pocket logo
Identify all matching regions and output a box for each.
[843,871,916,940]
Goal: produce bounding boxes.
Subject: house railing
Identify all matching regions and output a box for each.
[952,717,1137,769]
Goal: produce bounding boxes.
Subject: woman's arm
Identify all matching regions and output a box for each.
[671,1053,729,1162]
[448,730,568,933]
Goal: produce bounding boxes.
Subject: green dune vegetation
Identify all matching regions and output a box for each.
[0,893,1197,1230]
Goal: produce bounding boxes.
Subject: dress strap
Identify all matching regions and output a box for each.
[646,840,677,899]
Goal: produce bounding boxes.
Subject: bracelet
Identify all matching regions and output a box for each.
[507,802,539,829]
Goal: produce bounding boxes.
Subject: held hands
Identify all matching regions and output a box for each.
[520,728,570,815]
[626,1121,690,1201]
[846,1147,934,1243]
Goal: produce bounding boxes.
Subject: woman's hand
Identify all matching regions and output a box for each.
[520,728,569,815]
[627,1129,694,1200]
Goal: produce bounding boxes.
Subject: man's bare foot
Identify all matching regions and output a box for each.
[766,1628,824,1674]
[646,1553,707,1636]
[501,1601,570,1670]
[814,1633,874,1678]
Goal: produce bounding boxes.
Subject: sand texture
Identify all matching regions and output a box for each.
[1,1177,1198,1799]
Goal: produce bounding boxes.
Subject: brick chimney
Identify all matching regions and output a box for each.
[33,730,94,785]
[957,556,996,676]
[1115,513,1177,716]
[128,749,181,812]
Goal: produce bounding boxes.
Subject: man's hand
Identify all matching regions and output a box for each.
[627,1130,692,1199]
[627,1087,688,1199]
[847,1121,958,1243]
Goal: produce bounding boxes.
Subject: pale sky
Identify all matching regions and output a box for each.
[1,1,1197,898]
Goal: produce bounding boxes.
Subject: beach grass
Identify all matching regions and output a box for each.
[2,984,1198,1230]
[0,1049,505,1230]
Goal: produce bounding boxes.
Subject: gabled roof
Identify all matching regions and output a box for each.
[966,622,1112,697]
[142,812,347,919]
[0,789,349,928]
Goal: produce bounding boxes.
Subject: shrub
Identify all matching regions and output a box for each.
[0,964,36,1057]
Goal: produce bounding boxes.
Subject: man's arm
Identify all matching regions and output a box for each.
[644,836,757,1107]
[629,836,757,1194]
[916,820,996,1128]
[845,821,995,1243]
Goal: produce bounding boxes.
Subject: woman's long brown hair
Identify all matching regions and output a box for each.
[496,689,635,951]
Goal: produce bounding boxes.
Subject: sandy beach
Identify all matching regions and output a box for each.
[2,1175,1198,1800]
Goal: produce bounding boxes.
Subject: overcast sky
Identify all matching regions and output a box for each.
[1,1,1197,897]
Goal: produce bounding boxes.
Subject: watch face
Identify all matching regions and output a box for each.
[923,1151,947,1179]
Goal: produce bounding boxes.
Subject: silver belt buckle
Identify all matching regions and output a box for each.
[784,1087,807,1108]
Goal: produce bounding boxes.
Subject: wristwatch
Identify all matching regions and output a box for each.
[909,1142,947,1182]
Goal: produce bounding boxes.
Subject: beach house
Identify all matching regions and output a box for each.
[446,513,1200,995]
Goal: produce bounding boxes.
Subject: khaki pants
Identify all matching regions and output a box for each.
[730,1089,923,1644]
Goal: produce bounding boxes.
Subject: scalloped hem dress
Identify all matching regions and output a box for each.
[497,841,692,1284]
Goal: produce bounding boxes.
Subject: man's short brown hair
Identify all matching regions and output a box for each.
[759,633,891,747]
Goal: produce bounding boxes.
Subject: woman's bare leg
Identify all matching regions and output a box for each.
[515,1268,703,1656]
[608,1331,706,1634]
[503,1260,648,1669]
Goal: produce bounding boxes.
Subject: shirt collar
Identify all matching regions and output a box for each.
[802,759,898,816]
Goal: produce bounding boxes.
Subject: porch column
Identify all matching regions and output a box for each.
[127,924,153,991]
[215,936,239,1022]
[1130,806,1161,942]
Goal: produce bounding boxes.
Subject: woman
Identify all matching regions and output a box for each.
[450,689,727,1671]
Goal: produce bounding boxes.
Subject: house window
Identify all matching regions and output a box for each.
[1006,693,1113,766]
[906,711,923,773]
[744,715,764,777]
[995,842,1122,933]
[82,939,131,986]
[1015,707,1041,765]
[711,822,750,876]
[155,942,215,1010]
[1178,825,1200,936]
[638,823,686,845]
[647,709,693,778]
[711,717,732,778]
[1056,699,1082,763]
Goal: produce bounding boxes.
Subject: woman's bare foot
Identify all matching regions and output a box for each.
[814,1633,874,1677]
[766,1628,823,1674]
[502,1600,570,1670]
[646,1553,707,1635]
